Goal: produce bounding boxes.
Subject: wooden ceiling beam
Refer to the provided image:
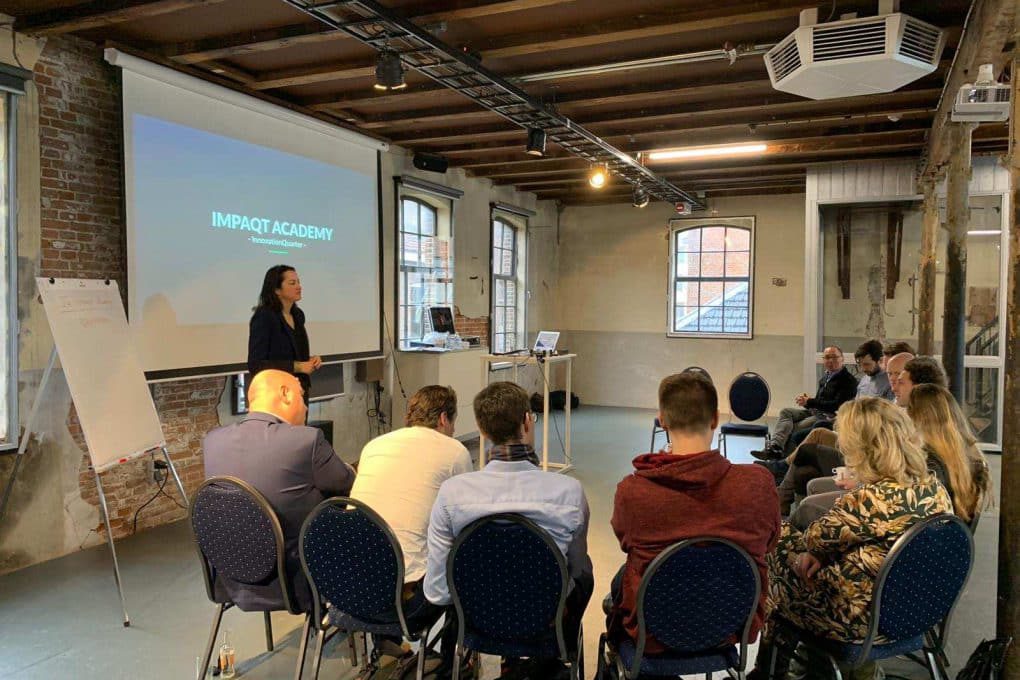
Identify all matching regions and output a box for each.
[15,0,233,36]
[544,183,807,204]
[161,0,576,64]
[920,0,1017,178]
[386,89,941,145]
[420,108,937,156]
[250,1,811,91]
[516,172,807,190]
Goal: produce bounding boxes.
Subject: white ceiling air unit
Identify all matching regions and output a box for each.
[765,1,945,100]
[952,64,1011,123]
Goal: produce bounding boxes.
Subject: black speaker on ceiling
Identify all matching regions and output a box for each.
[413,151,449,174]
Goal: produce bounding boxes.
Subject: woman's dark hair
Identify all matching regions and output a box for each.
[255,265,295,312]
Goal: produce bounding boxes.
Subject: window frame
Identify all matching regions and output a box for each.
[0,90,18,450]
[396,194,454,349]
[667,216,755,340]
[490,215,526,353]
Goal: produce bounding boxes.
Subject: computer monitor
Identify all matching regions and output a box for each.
[533,331,560,353]
[428,306,456,334]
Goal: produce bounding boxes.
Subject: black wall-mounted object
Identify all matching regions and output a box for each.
[413,151,449,174]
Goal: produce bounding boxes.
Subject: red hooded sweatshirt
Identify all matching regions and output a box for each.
[609,450,781,654]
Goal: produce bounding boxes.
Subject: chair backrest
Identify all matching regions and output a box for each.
[448,514,569,656]
[682,366,712,382]
[299,497,407,634]
[861,514,973,659]
[728,372,770,422]
[632,538,760,677]
[191,476,292,608]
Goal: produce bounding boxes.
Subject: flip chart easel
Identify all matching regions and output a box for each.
[0,278,189,626]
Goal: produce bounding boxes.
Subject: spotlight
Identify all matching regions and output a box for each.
[632,186,650,208]
[525,128,546,156]
[588,164,608,189]
[374,48,406,91]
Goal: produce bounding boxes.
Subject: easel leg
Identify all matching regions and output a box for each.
[94,467,130,627]
[162,447,190,509]
[0,347,58,524]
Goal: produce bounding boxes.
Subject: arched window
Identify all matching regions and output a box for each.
[491,216,524,353]
[398,196,452,346]
[668,217,754,338]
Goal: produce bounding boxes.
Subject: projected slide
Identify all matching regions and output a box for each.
[132,115,375,327]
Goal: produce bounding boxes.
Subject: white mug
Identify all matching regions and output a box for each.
[833,466,855,484]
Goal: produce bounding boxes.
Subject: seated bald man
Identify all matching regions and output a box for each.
[203,369,355,610]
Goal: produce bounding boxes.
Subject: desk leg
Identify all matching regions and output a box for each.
[479,359,489,470]
[565,358,572,468]
[542,359,550,471]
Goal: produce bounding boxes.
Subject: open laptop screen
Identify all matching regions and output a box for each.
[533,331,560,353]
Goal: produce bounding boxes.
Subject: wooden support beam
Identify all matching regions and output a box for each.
[15,0,232,36]
[998,48,1020,680]
[160,0,580,63]
[941,122,975,400]
[917,178,940,355]
[920,0,1016,179]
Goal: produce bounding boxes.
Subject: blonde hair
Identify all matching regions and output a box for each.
[907,384,990,521]
[835,397,928,485]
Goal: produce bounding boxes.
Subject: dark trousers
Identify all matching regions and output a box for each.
[777,443,843,514]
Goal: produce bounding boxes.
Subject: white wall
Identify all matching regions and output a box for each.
[556,193,806,416]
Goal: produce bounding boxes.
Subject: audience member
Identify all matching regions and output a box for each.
[907,384,991,523]
[885,352,914,405]
[349,385,472,657]
[895,356,948,406]
[853,339,894,400]
[752,345,857,460]
[881,340,916,370]
[607,373,780,654]
[203,369,355,610]
[748,398,952,680]
[425,382,593,677]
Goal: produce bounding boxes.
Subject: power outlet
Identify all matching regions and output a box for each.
[153,460,168,484]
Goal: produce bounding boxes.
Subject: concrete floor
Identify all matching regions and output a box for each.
[0,406,1001,680]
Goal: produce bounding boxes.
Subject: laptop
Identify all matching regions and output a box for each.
[532,331,560,353]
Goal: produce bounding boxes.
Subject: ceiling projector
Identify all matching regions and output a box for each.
[764,0,945,100]
[951,64,1011,123]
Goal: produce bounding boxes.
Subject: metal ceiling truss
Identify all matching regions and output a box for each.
[282,0,704,208]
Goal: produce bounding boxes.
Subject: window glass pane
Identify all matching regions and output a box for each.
[494,307,505,333]
[409,306,423,339]
[723,307,749,334]
[724,281,749,307]
[726,227,750,251]
[700,281,724,306]
[495,278,506,305]
[675,281,698,308]
[964,199,1000,356]
[676,229,700,253]
[501,249,513,275]
[403,233,420,265]
[492,247,501,274]
[700,253,724,277]
[699,308,723,333]
[963,367,998,444]
[402,199,419,233]
[421,206,436,236]
[0,95,7,441]
[495,334,505,354]
[726,251,750,278]
[701,227,726,252]
[505,307,515,331]
[674,306,698,332]
[505,280,516,305]
[493,222,503,250]
[503,225,514,250]
[676,253,700,278]
[407,272,424,304]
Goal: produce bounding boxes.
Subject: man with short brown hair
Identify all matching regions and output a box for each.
[607,372,781,654]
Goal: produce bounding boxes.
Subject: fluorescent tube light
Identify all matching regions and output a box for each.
[647,143,768,161]
[967,230,1001,235]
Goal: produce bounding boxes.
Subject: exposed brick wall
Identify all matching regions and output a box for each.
[35,37,223,541]
[35,36,124,283]
[453,306,490,345]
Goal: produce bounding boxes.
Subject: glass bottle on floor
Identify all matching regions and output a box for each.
[219,629,236,678]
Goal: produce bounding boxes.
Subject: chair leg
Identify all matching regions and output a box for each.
[596,633,606,680]
[415,629,429,680]
[472,651,481,680]
[453,644,464,680]
[310,628,326,680]
[720,433,726,458]
[925,647,947,680]
[649,428,656,454]
[573,623,584,680]
[264,612,275,652]
[199,604,226,680]
[293,614,312,680]
[347,630,359,667]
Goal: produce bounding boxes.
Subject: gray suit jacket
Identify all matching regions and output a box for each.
[202,411,355,611]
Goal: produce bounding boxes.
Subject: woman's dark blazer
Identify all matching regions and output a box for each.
[248,305,311,392]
